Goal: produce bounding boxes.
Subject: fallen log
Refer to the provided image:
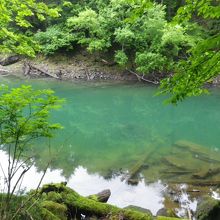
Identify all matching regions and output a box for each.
[127,69,159,85]
[162,156,195,171]
[192,167,220,179]
[87,189,111,203]
[121,147,157,184]
[23,62,60,79]
[169,180,220,186]
[101,59,117,66]
[39,183,153,220]
[174,140,220,164]
[161,170,195,176]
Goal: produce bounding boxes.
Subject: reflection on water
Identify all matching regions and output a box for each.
[0,150,164,215]
[0,150,202,216]
[0,78,220,216]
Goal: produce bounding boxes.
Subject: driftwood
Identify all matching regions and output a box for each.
[169,180,220,186]
[122,147,158,184]
[192,167,220,179]
[161,170,195,176]
[87,189,111,203]
[162,156,195,171]
[174,140,220,164]
[127,69,159,85]
[23,62,60,79]
[101,59,117,66]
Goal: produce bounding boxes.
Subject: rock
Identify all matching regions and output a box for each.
[156,208,178,218]
[0,55,20,66]
[0,67,10,74]
[87,189,111,203]
[195,196,220,220]
[127,178,139,185]
[124,205,153,216]
[40,183,153,220]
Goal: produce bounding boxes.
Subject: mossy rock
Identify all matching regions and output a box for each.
[156,208,178,218]
[156,217,187,220]
[41,200,67,220]
[124,205,153,216]
[195,196,220,220]
[41,207,61,220]
[39,183,153,220]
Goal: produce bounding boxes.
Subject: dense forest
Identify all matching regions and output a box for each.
[1,0,220,102]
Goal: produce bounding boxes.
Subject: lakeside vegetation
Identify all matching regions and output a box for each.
[0,0,220,101]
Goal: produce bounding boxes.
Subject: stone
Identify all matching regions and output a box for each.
[124,205,153,216]
[0,55,20,66]
[156,208,178,218]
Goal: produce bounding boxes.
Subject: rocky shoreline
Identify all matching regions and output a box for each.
[1,52,220,87]
[0,52,138,82]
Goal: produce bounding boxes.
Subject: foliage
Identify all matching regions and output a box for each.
[160,0,220,103]
[1,0,219,94]
[0,85,63,219]
[37,1,196,75]
[114,50,128,66]
[0,0,60,56]
[34,25,75,55]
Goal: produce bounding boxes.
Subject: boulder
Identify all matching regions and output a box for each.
[156,208,178,218]
[0,55,20,66]
[124,205,153,216]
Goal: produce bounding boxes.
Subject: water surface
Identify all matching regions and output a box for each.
[0,77,220,215]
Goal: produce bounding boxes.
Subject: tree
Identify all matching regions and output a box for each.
[160,0,220,103]
[0,85,63,219]
[0,0,59,56]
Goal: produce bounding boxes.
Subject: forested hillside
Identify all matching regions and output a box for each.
[0,0,220,101]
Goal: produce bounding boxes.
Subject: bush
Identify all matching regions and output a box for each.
[34,25,75,55]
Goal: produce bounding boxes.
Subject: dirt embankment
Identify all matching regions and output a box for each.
[0,51,138,82]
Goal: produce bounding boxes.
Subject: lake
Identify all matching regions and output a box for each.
[0,77,220,216]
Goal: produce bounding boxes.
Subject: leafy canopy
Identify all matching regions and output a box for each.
[160,0,220,103]
[0,0,59,56]
[37,0,198,76]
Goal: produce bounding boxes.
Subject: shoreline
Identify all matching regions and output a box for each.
[1,52,220,88]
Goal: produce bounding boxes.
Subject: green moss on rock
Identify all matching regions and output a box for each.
[156,217,188,220]
[39,183,153,220]
[41,200,67,220]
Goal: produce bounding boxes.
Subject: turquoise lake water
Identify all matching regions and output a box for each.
[0,77,220,214]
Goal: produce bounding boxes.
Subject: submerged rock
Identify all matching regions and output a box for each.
[195,196,220,220]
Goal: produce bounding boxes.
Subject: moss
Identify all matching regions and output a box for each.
[156,217,188,220]
[39,183,153,220]
[45,191,63,203]
[41,200,67,220]
[41,207,61,220]
[87,194,99,201]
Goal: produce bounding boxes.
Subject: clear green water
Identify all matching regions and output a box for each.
[2,77,220,179]
[1,77,220,213]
